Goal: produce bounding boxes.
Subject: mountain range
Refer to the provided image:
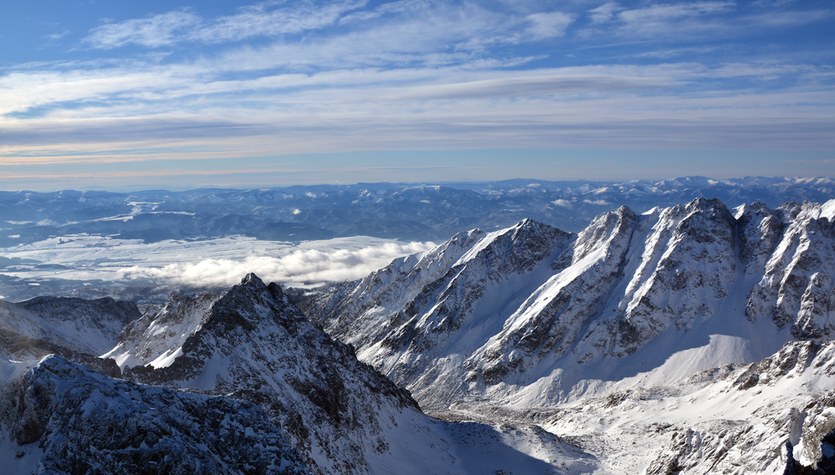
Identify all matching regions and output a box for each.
[0,193,833,473]
[299,197,835,473]
[1,274,594,474]
[2,177,832,247]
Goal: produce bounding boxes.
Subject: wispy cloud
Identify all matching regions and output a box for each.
[84,1,370,49]
[586,1,832,44]
[2,59,834,168]
[580,1,737,39]
[524,12,574,40]
[194,0,367,43]
[85,10,201,49]
[589,2,620,24]
[3,0,835,187]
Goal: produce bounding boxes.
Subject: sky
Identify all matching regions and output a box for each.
[1,0,834,190]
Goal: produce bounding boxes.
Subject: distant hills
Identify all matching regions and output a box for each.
[1,177,832,246]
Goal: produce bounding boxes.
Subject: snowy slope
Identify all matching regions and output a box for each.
[517,340,835,474]
[306,199,834,402]
[302,198,835,473]
[0,296,138,382]
[0,297,138,359]
[108,274,591,474]
[102,292,218,368]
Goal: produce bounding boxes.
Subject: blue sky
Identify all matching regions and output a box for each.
[1,0,834,190]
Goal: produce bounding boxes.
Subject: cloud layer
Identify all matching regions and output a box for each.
[0,234,436,288]
[122,241,434,287]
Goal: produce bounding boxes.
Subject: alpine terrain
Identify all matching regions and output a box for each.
[302,197,835,473]
[0,195,832,474]
[1,275,594,474]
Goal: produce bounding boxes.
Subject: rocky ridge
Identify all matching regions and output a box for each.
[0,355,308,474]
[0,274,593,474]
[302,198,835,472]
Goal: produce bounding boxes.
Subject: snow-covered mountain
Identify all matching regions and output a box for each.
[301,197,835,472]
[549,340,835,474]
[0,275,594,474]
[9,296,140,356]
[0,194,833,473]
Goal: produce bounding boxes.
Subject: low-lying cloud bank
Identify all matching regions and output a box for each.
[121,240,435,287]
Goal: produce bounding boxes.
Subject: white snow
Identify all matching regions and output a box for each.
[102,294,215,369]
[148,346,183,369]
[504,245,605,334]
[543,342,835,474]
[0,432,42,475]
[818,199,835,220]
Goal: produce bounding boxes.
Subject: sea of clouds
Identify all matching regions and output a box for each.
[121,240,434,287]
[0,234,435,288]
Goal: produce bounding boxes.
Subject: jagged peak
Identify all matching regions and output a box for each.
[208,274,294,327]
[459,227,486,240]
[509,217,565,238]
[212,273,281,311]
[684,196,732,215]
[734,201,776,222]
[431,227,486,252]
[240,272,267,289]
[616,204,636,216]
[581,205,636,234]
[572,206,637,261]
[452,218,570,268]
[637,198,736,232]
[515,217,538,227]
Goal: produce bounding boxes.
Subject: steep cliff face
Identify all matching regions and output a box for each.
[470,206,639,386]
[744,202,835,338]
[103,292,219,369]
[304,199,835,408]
